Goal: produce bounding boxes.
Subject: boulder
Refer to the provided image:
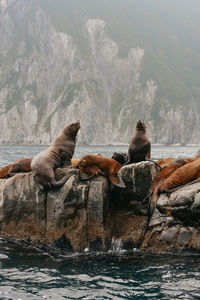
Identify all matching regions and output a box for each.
[141,182,200,253]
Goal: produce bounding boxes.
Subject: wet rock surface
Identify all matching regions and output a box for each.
[1,162,200,254]
[142,183,200,253]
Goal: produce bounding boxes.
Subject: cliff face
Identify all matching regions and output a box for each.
[1,0,200,144]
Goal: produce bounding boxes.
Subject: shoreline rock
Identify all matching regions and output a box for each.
[1,161,200,254]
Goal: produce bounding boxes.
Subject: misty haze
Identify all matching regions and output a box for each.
[1,0,200,145]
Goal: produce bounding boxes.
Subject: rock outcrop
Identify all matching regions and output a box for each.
[142,182,200,253]
[1,161,200,254]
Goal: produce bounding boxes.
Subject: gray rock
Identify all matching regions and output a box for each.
[149,209,167,227]
[159,226,180,245]
[117,161,159,212]
[191,192,200,210]
[0,162,200,254]
[145,182,200,253]
[176,227,192,248]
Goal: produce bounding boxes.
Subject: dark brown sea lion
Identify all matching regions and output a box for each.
[125,120,151,164]
[31,121,80,191]
[111,152,128,165]
[149,157,200,215]
[75,154,125,188]
[0,158,32,179]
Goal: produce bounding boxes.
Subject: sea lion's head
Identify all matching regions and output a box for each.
[136,120,146,132]
[111,152,128,165]
[66,120,81,138]
[92,153,102,157]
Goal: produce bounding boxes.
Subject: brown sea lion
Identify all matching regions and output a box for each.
[0,163,13,179]
[158,158,200,194]
[149,157,200,215]
[75,154,125,188]
[0,158,32,179]
[31,121,80,191]
[125,120,151,164]
[71,153,102,166]
[157,157,175,169]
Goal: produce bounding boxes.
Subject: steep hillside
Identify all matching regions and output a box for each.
[0,0,200,144]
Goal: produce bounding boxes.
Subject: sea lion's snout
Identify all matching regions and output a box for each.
[136,120,146,130]
[76,120,81,129]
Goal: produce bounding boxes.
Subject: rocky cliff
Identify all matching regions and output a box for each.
[1,0,200,144]
[1,161,200,254]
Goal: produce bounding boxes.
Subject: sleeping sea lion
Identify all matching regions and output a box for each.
[125,120,151,164]
[158,157,200,194]
[71,153,102,166]
[31,120,80,191]
[75,154,125,188]
[0,158,32,179]
[149,157,200,215]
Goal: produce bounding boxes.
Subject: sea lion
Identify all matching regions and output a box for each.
[125,120,151,164]
[124,121,161,169]
[111,152,128,165]
[157,157,175,169]
[71,153,102,166]
[75,154,125,188]
[0,158,32,179]
[149,157,200,215]
[158,158,200,194]
[31,120,80,191]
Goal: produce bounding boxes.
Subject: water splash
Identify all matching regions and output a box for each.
[108,237,127,254]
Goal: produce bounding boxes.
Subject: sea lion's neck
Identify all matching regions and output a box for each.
[135,128,146,135]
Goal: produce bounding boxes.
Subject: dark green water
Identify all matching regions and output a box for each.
[0,145,200,299]
[1,242,200,299]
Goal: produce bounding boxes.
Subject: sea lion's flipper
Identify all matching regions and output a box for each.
[148,190,159,218]
[51,169,76,188]
[98,170,107,177]
[123,160,131,166]
[7,171,21,177]
[145,159,162,170]
[67,164,79,169]
[109,173,126,188]
[33,175,45,192]
[170,159,187,166]
[79,171,95,181]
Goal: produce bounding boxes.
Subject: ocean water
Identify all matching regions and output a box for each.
[0,144,199,167]
[0,144,200,300]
